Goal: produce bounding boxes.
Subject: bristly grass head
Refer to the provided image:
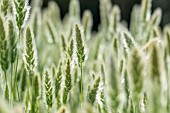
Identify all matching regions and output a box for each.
[0,0,10,16]
[128,47,144,104]
[141,0,152,23]
[69,0,80,19]
[23,26,37,76]
[54,62,62,98]
[67,39,74,59]
[110,5,120,32]
[63,59,72,104]
[8,19,17,64]
[74,23,87,68]
[30,7,41,39]
[0,15,9,72]
[164,26,170,56]
[82,10,93,40]
[87,76,100,104]
[13,0,30,30]
[42,68,54,110]
[150,8,162,27]
[121,31,136,57]
[148,43,162,83]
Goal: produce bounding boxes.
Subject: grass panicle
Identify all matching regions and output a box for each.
[128,48,144,112]
[13,0,30,30]
[43,69,54,110]
[0,15,9,72]
[87,76,100,104]
[82,10,93,40]
[47,1,61,28]
[130,5,141,37]
[31,8,41,39]
[68,39,74,59]
[121,31,136,57]
[0,0,10,16]
[164,27,170,55]
[63,59,72,104]
[148,43,161,83]
[69,0,80,19]
[107,57,120,113]
[110,5,120,32]
[74,23,87,105]
[23,26,37,76]
[75,24,87,68]
[55,62,62,98]
[141,0,152,23]
[149,8,162,27]
[8,19,17,64]
[99,0,111,31]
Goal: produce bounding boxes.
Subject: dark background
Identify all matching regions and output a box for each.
[41,0,170,31]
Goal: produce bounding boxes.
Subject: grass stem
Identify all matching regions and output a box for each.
[80,67,83,106]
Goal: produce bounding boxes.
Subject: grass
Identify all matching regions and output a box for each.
[0,0,170,113]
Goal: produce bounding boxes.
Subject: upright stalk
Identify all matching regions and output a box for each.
[11,64,13,94]
[167,69,170,112]
[10,64,13,105]
[14,30,21,101]
[4,71,7,85]
[80,67,83,106]
[27,74,32,112]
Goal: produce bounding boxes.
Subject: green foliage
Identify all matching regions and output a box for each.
[0,0,170,112]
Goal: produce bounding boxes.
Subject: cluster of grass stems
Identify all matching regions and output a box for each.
[0,0,170,113]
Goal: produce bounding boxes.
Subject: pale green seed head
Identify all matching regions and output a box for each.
[23,26,37,76]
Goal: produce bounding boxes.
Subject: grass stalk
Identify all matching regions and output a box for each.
[4,71,7,85]
[13,30,21,101]
[80,67,83,106]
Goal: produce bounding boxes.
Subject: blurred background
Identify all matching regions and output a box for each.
[41,0,170,31]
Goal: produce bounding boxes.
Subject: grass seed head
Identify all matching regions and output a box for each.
[0,0,10,16]
[55,62,62,97]
[141,0,152,23]
[0,15,9,71]
[82,10,93,40]
[43,69,54,109]
[69,0,80,19]
[148,43,162,83]
[128,48,144,102]
[23,26,37,76]
[87,76,101,104]
[13,0,30,29]
[63,59,72,104]
[8,19,17,64]
[75,24,87,68]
